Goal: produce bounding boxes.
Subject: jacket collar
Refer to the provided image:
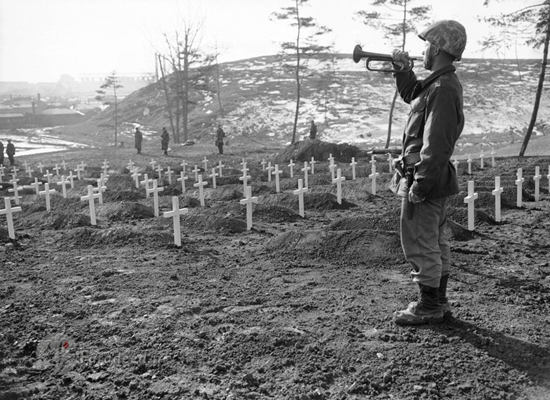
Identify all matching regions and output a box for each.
[421,65,456,89]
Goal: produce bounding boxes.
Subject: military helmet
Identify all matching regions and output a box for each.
[418,20,467,61]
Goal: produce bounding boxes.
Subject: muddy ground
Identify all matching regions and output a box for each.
[0,143,549,400]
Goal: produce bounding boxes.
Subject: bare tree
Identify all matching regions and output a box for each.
[355,0,431,148]
[271,0,332,144]
[95,71,123,147]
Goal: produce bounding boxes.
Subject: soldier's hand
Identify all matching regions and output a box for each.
[408,190,424,204]
[392,50,410,70]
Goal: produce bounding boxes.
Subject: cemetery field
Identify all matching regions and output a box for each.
[1,142,550,400]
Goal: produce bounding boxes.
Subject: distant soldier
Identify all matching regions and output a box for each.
[216,125,226,154]
[309,120,318,140]
[6,139,15,166]
[135,127,143,154]
[161,127,169,156]
[0,140,4,166]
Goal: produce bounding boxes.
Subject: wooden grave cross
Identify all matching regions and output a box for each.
[11,166,19,177]
[467,154,472,175]
[131,168,142,189]
[266,162,274,182]
[94,177,107,204]
[181,160,188,174]
[333,168,346,204]
[369,154,377,172]
[329,159,336,181]
[310,157,316,175]
[203,156,209,172]
[78,161,87,170]
[491,148,496,168]
[479,152,484,170]
[8,178,22,205]
[147,179,164,217]
[37,162,45,173]
[166,166,174,185]
[177,171,188,193]
[350,157,357,180]
[23,160,28,170]
[61,160,68,171]
[39,183,57,211]
[547,165,550,193]
[515,168,524,207]
[26,166,34,178]
[302,161,310,188]
[75,165,83,180]
[56,176,70,198]
[261,159,267,171]
[369,163,380,195]
[492,176,503,222]
[288,159,295,178]
[239,165,251,192]
[464,180,478,231]
[192,165,200,182]
[387,153,393,172]
[149,158,157,171]
[80,185,100,225]
[293,178,308,218]
[163,196,188,246]
[209,168,218,189]
[240,158,247,169]
[273,164,282,193]
[53,164,61,176]
[127,160,134,170]
[141,173,154,196]
[102,159,109,169]
[156,164,163,181]
[240,186,258,231]
[194,175,208,207]
[0,197,22,239]
[534,166,541,202]
[218,161,225,177]
[28,178,42,195]
[67,171,75,189]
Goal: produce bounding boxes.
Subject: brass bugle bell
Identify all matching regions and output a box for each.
[353,44,420,73]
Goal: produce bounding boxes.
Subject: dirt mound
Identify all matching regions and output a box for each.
[30,195,83,213]
[95,202,155,221]
[259,192,357,211]
[329,209,400,232]
[182,214,247,233]
[264,229,401,264]
[447,191,518,210]
[217,176,242,186]
[103,190,144,202]
[211,187,244,201]
[105,174,136,191]
[274,140,360,164]
[15,210,91,230]
[60,226,173,247]
[252,204,301,223]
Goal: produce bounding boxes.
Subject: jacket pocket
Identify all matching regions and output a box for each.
[405,97,426,138]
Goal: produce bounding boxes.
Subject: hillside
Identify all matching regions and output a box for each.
[86,54,550,155]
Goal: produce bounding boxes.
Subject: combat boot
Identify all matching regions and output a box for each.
[393,283,444,325]
[439,274,452,316]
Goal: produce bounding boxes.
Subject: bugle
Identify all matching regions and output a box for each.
[353,45,420,73]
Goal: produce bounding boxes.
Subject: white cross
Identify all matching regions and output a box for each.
[288,159,295,178]
[127,159,134,170]
[149,158,157,170]
[350,157,358,180]
[333,168,346,204]
[515,168,524,207]
[78,161,87,170]
[0,197,22,239]
[8,178,22,205]
[80,185,100,225]
[61,160,68,171]
[203,156,209,171]
[240,186,258,231]
[101,163,109,178]
[464,180,478,231]
[181,160,188,174]
[266,162,274,182]
[491,148,496,168]
[37,162,45,173]
[39,182,57,211]
[192,165,200,181]
[293,178,308,218]
[479,152,484,169]
[492,176,503,222]
[23,160,28,170]
[329,159,336,181]
[53,164,61,176]
[547,165,550,193]
[163,196,188,246]
[328,154,334,165]
[369,163,380,195]
[260,159,267,171]
[102,159,109,169]
[302,161,310,188]
[467,154,472,175]
[218,161,225,177]
[67,171,75,189]
[131,168,142,189]
[166,166,174,185]
[387,153,393,172]
[177,171,188,193]
[11,166,19,176]
[240,158,247,169]
[43,170,53,184]
[209,168,219,189]
[27,178,42,195]
[156,164,163,181]
[94,177,107,204]
[146,179,164,217]
[194,175,208,207]
[75,165,84,180]
[56,176,70,198]
[534,166,541,202]
[26,167,34,178]
[310,157,316,175]
[141,173,154,196]
[273,164,282,193]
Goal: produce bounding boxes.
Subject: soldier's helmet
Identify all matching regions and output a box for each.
[418,20,467,61]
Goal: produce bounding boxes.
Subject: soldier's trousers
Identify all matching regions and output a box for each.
[400,197,450,288]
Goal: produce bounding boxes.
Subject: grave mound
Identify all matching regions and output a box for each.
[211,187,243,201]
[32,195,83,213]
[61,226,173,247]
[95,202,155,221]
[264,229,400,264]
[447,192,518,210]
[16,210,91,230]
[217,176,242,186]
[259,192,357,211]
[161,185,182,196]
[105,175,135,191]
[274,140,360,164]
[252,204,301,223]
[104,190,143,202]
[329,209,400,232]
[182,214,247,233]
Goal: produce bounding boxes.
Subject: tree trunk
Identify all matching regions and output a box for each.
[519,17,550,157]
[113,86,118,148]
[182,33,190,143]
[385,89,398,149]
[291,0,301,145]
[215,60,224,116]
[158,54,176,142]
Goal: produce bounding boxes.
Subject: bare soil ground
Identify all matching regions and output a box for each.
[1,141,549,400]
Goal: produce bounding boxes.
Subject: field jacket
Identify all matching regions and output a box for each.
[393,65,464,200]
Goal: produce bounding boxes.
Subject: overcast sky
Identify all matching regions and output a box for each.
[0,0,542,83]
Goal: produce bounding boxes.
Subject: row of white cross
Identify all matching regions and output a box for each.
[1,154,549,244]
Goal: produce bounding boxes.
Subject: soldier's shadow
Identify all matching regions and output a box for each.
[422,318,550,389]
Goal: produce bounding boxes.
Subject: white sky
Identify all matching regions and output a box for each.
[0,0,542,83]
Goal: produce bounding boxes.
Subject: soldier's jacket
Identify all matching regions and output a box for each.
[393,65,464,200]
